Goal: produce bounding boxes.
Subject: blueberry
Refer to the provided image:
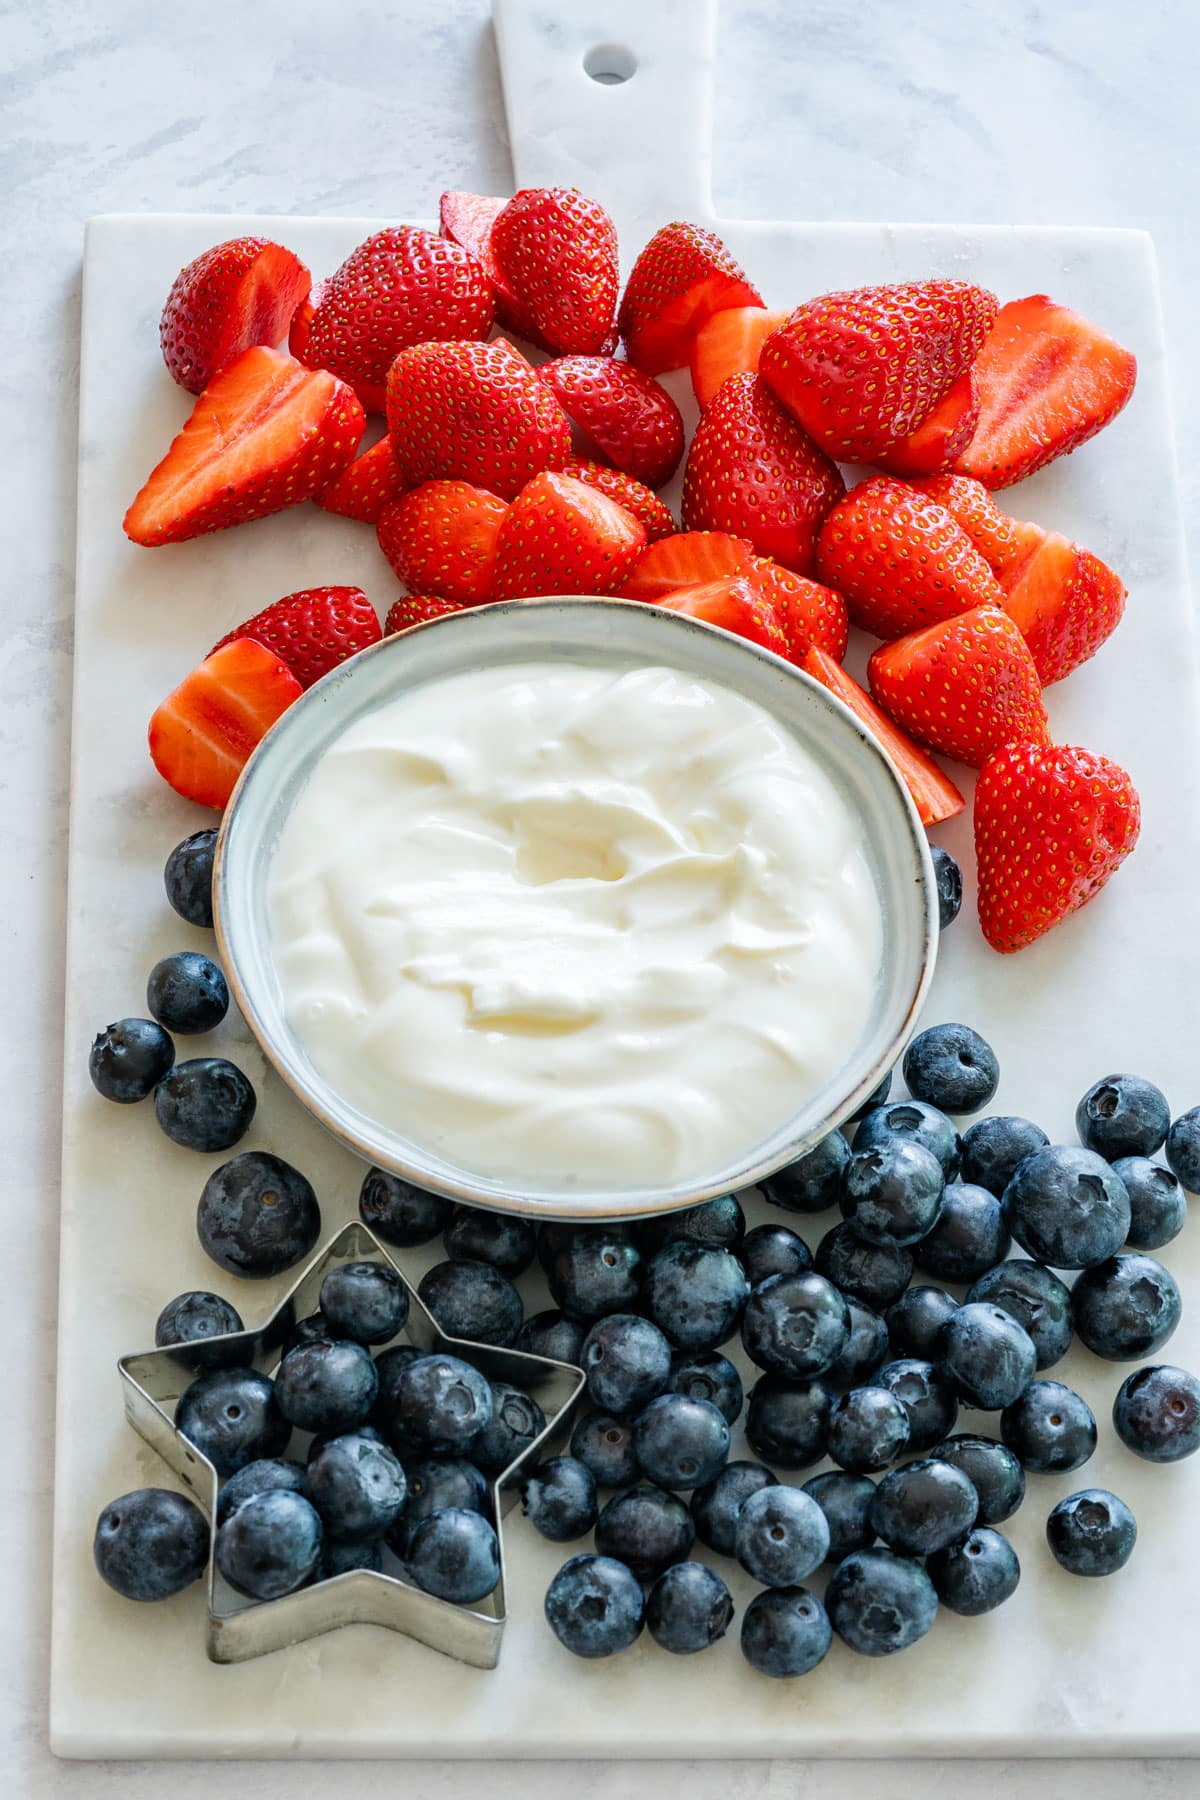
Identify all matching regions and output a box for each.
[594,1485,695,1581]
[306,1423,386,1464]
[1076,1073,1170,1162]
[580,1313,672,1415]
[691,1460,778,1556]
[536,1221,575,1273]
[155,1057,255,1152]
[999,1379,1096,1475]
[643,1242,749,1351]
[869,1457,978,1555]
[417,1259,523,1346]
[739,1223,812,1287]
[175,1366,289,1475]
[215,1489,322,1599]
[927,1526,1020,1615]
[854,1099,962,1179]
[89,1017,174,1103]
[164,827,217,928]
[960,1114,1050,1197]
[903,1023,999,1115]
[930,845,963,929]
[570,1411,640,1490]
[633,1393,730,1490]
[815,1222,913,1309]
[640,1193,745,1253]
[840,1140,945,1248]
[874,1358,959,1450]
[1071,1252,1181,1360]
[847,1070,893,1123]
[544,1554,644,1658]
[740,1270,849,1379]
[886,1286,960,1361]
[734,1483,830,1586]
[646,1560,734,1654]
[388,1456,490,1555]
[443,1207,537,1277]
[358,1168,452,1245]
[317,1262,408,1347]
[668,1349,743,1423]
[515,1310,586,1365]
[547,1226,641,1321]
[146,951,229,1035]
[1002,1144,1131,1269]
[273,1339,377,1437]
[1113,1364,1200,1462]
[826,1386,911,1474]
[216,1457,306,1526]
[1113,1157,1187,1251]
[926,1435,1025,1525]
[761,1131,850,1213]
[93,1487,209,1601]
[521,1456,597,1541]
[966,1259,1074,1371]
[285,1311,337,1354]
[745,1373,832,1470]
[471,1380,546,1476]
[740,1585,831,1677]
[318,1537,383,1578]
[387,1354,493,1456]
[406,1507,500,1604]
[1046,1488,1136,1577]
[197,1151,321,1279]
[914,1182,1010,1283]
[1165,1106,1200,1191]
[825,1301,889,1389]
[304,1431,407,1541]
[937,1302,1037,1410]
[825,1547,938,1655]
[154,1290,245,1370]
[801,1471,877,1563]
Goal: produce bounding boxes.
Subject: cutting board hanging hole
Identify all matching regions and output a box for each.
[582,43,638,85]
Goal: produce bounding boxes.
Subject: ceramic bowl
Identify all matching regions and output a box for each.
[214,598,936,1222]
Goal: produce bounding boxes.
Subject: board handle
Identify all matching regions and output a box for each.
[493,0,717,240]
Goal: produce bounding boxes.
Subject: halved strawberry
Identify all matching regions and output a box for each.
[160,238,311,395]
[618,222,763,374]
[491,471,646,600]
[909,473,1044,580]
[491,188,619,356]
[537,357,684,488]
[438,190,538,339]
[956,295,1137,488]
[315,436,407,524]
[801,648,966,826]
[377,480,507,606]
[815,477,1004,639]
[690,306,789,410]
[124,348,365,547]
[211,586,381,689]
[621,531,755,599]
[974,741,1140,952]
[287,279,326,365]
[751,558,849,662]
[1001,531,1126,685]
[384,594,468,633]
[559,459,676,542]
[657,577,789,658]
[875,371,980,477]
[148,639,303,809]
[761,280,998,463]
[681,373,845,575]
[868,606,1049,768]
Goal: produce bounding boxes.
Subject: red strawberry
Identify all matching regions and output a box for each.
[1001,531,1126,685]
[657,577,789,659]
[211,586,381,689]
[974,741,1140,952]
[760,280,998,462]
[492,471,645,600]
[537,357,684,488]
[690,306,790,409]
[956,295,1137,488]
[287,279,326,365]
[160,238,311,395]
[868,606,1049,768]
[751,558,849,662]
[386,338,570,501]
[315,436,407,524]
[491,188,619,356]
[559,459,676,542]
[438,190,538,339]
[384,594,468,634]
[875,370,980,477]
[909,473,1043,579]
[124,348,365,547]
[621,531,755,599]
[801,647,965,826]
[618,222,763,374]
[148,639,303,809]
[681,373,845,576]
[377,480,508,606]
[815,477,1004,639]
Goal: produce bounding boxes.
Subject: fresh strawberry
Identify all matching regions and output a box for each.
[875,371,980,477]
[751,558,849,662]
[160,238,311,395]
[438,190,538,339]
[815,476,1004,639]
[760,280,998,463]
[909,473,1043,579]
[384,594,468,634]
[974,741,1140,952]
[537,357,684,487]
[689,306,790,409]
[956,295,1137,488]
[377,480,507,606]
[491,471,645,600]
[868,606,1049,768]
[618,222,763,374]
[801,648,965,825]
[657,577,789,658]
[1000,531,1126,685]
[315,435,407,524]
[287,279,326,365]
[124,348,365,547]
[621,530,755,599]
[491,188,619,355]
[559,459,676,541]
[148,639,303,809]
[681,372,845,576]
[386,338,570,501]
[210,586,381,689]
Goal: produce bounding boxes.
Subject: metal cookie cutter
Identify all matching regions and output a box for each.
[117,1221,586,1668]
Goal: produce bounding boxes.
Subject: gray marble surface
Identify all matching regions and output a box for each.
[4,0,1198,1789]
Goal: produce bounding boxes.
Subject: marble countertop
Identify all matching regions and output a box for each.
[4,0,1198,1791]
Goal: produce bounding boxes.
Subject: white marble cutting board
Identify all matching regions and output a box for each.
[51,0,1200,1760]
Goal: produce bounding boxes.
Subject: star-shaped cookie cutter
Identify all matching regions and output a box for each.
[116,1220,586,1668]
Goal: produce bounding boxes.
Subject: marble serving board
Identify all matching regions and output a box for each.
[50,0,1200,1761]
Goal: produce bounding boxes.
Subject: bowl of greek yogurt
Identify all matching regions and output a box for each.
[214,598,937,1221]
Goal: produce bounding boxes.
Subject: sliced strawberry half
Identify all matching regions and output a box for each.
[751,558,849,662]
[875,370,980,477]
[909,472,1044,580]
[384,594,469,634]
[868,606,1049,768]
[801,648,966,826]
[657,577,789,658]
[211,586,381,689]
[538,357,684,488]
[149,639,303,809]
[621,531,755,600]
[438,190,538,339]
[559,459,676,542]
[690,306,789,410]
[287,279,326,365]
[1001,530,1126,685]
[315,436,407,524]
[491,471,646,600]
[491,188,619,356]
[618,222,764,374]
[160,237,311,395]
[377,480,508,606]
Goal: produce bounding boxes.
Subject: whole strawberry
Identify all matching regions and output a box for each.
[386,339,570,501]
[384,595,467,634]
[211,586,382,689]
[492,188,619,355]
[491,471,645,600]
[538,357,684,488]
[161,237,311,394]
[868,606,1049,768]
[619,222,763,374]
[377,481,507,606]
[559,460,676,541]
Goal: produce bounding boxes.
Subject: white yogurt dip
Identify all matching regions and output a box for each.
[267,659,884,1190]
